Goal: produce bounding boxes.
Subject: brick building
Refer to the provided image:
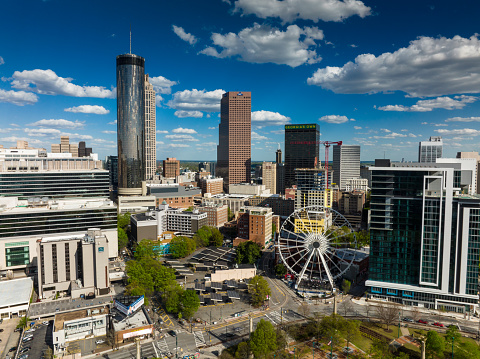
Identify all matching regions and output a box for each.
[197,203,228,227]
[163,157,180,178]
[236,206,273,247]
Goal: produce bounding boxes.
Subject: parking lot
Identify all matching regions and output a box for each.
[64,335,108,356]
[0,317,20,359]
[16,321,52,359]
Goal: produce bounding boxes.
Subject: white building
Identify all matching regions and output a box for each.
[344,178,369,192]
[229,183,271,196]
[332,145,360,190]
[0,277,33,320]
[418,136,443,163]
[144,75,156,181]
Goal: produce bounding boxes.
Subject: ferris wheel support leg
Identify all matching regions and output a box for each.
[295,249,316,292]
[318,251,335,291]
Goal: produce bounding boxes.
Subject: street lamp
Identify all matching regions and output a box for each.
[312,340,315,359]
[451,336,454,359]
[398,311,401,338]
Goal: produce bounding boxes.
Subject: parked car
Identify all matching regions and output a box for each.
[42,321,50,326]
[23,334,33,339]
[418,319,428,324]
[9,347,17,352]
[433,322,445,328]
[14,328,22,332]
[0,328,4,332]
[402,317,414,322]
[22,337,33,343]
[169,330,176,337]
[19,355,29,359]
[19,347,30,354]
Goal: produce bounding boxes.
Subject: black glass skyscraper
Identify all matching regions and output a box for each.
[284,124,320,188]
[116,53,145,195]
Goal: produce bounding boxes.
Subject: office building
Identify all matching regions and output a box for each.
[201,193,251,214]
[197,203,229,227]
[457,151,480,193]
[166,208,207,235]
[0,197,117,271]
[163,157,180,178]
[199,177,223,196]
[147,183,201,209]
[332,145,360,190]
[0,277,33,320]
[262,162,276,195]
[106,155,118,192]
[247,195,294,218]
[37,228,111,299]
[217,91,251,191]
[367,159,480,312]
[276,148,282,164]
[236,206,273,247]
[284,124,320,188]
[78,141,92,157]
[117,195,156,214]
[144,74,156,180]
[294,168,332,209]
[199,162,216,176]
[418,136,443,163]
[344,177,369,192]
[229,183,270,196]
[112,300,153,344]
[117,53,146,195]
[276,163,285,195]
[51,136,79,157]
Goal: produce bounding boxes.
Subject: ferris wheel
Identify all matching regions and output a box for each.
[276,206,357,290]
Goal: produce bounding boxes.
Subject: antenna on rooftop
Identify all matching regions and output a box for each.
[129,24,132,54]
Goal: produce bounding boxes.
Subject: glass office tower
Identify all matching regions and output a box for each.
[116,54,146,195]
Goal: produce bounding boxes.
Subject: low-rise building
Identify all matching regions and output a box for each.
[237,206,273,247]
[229,183,271,196]
[0,277,33,320]
[37,229,111,299]
[201,193,252,214]
[197,203,228,227]
[210,264,256,282]
[199,177,223,196]
[148,184,201,209]
[344,178,369,192]
[167,208,208,235]
[112,296,154,344]
[117,195,156,214]
[53,306,109,354]
[247,194,294,218]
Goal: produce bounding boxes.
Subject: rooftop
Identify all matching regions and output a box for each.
[54,306,109,332]
[112,306,152,332]
[0,277,33,308]
[0,197,114,214]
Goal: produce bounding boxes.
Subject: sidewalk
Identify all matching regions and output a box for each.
[351,296,479,323]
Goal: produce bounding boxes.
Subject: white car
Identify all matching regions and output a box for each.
[42,321,49,326]
[95,339,105,345]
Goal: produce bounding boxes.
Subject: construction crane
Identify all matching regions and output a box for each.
[319,141,342,190]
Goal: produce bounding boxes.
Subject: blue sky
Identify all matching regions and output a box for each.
[1,0,480,161]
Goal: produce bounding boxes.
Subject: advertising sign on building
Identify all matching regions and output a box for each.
[122,327,152,339]
[113,295,144,316]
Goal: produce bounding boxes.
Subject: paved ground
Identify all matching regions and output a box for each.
[0,318,20,359]
[16,321,52,359]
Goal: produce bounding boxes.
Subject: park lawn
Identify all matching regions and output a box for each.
[362,321,401,340]
[350,334,373,352]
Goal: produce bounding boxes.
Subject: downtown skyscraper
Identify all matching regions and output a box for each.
[284,124,320,188]
[144,74,156,180]
[116,53,145,195]
[217,92,251,192]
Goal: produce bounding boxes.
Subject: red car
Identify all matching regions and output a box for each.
[433,322,445,327]
[418,319,428,324]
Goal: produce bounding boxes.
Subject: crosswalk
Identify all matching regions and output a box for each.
[265,310,282,325]
[156,337,172,357]
[193,331,206,347]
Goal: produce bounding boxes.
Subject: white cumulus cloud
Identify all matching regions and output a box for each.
[148,76,177,95]
[156,130,169,134]
[378,96,478,112]
[108,120,117,125]
[167,89,224,112]
[172,25,198,45]
[28,119,85,129]
[251,110,291,126]
[233,0,371,23]
[435,128,480,136]
[446,116,480,122]
[24,128,62,137]
[0,56,4,65]
[174,110,203,118]
[252,131,268,141]
[354,126,362,130]
[102,130,116,134]
[208,127,216,130]
[371,132,407,139]
[165,134,199,142]
[64,105,109,115]
[200,23,323,67]
[308,35,480,97]
[172,128,197,134]
[11,69,115,98]
[319,115,355,124]
[168,143,190,148]
[0,89,38,106]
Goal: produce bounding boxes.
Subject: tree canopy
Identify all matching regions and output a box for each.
[249,319,277,358]
[169,236,196,258]
[426,330,445,359]
[275,263,287,277]
[236,241,262,264]
[117,212,131,251]
[248,275,271,307]
[194,226,224,248]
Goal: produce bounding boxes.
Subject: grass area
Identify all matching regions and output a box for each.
[403,342,419,352]
[350,333,373,352]
[363,321,401,340]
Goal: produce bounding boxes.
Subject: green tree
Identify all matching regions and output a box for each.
[249,319,277,358]
[117,212,131,231]
[236,241,262,264]
[368,339,393,359]
[272,223,277,235]
[455,341,480,359]
[275,263,287,277]
[118,227,128,251]
[446,325,460,348]
[342,279,351,295]
[164,282,183,314]
[228,207,234,221]
[210,227,224,247]
[194,226,212,247]
[134,239,159,260]
[180,289,200,319]
[248,275,271,307]
[169,236,196,258]
[235,341,250,359]
[318,314,345,346]
[17,315,31,329]
[426,330,445,359]
[341,320,360,352]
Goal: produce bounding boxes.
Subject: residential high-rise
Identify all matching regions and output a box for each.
[367,159,479,312]
[418,136,443,162]
[332,145,360,190]
[144,74,156,180]
[217,91,251,191]
[284,124,320,188]
[163,157,180,178]
[117,53,146,195]
[262,162,276,195]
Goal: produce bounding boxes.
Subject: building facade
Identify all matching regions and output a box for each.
[199,177,223,196]
[51,136,79,157]
[367,160,480,312]
[197,203,229,227]
[262,162,276,195]
[294,168,332,209]
[247,195,294,218]
[418,136,443,163]
[117,53,146,196]
[163,157,180,178]
[144,74,156,180]
[37,229,111,299]
[148,184,201,209]
[284,124,320,188]
[237,206,273,247]
[217,91,251,191]
[332,145,360,190]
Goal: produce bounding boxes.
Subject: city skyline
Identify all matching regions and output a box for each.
[1,0,480,161]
